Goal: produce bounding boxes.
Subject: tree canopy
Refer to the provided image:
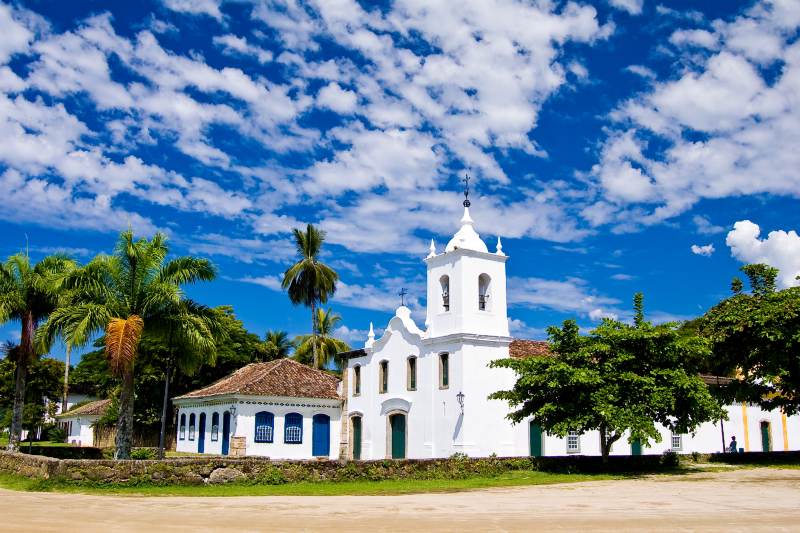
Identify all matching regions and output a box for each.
[294,308,350,370]
[490,294,725,461]
[699,263,800,415]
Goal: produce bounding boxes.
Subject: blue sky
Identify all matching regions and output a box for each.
[2,0,800,363]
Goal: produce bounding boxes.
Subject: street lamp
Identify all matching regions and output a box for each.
[456,391,465,413]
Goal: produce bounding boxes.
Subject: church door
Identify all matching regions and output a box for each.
[529,422,543,457]
[390,414,406,459]
[631,438,642,456]
[222,411,231,455]
[352,417,362,460]
[312,414,331,457]
[198,413,206,454]
[760,421,771,452]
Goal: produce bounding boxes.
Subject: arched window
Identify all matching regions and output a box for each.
[407,356,417,391]
[210,412,219,441]
[478,274,491,311]
[353,365,361,396]
[379,360,389,393]
[179,413,186,440]
[440,275,450,312]
[254,411,274,443]
[188,413,196,441]
[285,413,303,444]
[439,352,449,389]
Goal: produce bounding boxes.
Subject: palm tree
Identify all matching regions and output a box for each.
[294,308,350,370]
[281,224,339,369]
[0,253,75,451]
[263,330,294,361]
[38,230,216,459]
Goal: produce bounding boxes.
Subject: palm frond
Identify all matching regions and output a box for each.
[105,315,144,375]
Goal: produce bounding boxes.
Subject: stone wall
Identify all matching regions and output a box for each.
[1,450,798,486]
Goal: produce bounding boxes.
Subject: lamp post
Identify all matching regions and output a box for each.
[456,391,465,413]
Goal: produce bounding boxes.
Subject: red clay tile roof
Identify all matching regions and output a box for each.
[174,358,341,400]
[57,399,111,418]
[509,339,551,358]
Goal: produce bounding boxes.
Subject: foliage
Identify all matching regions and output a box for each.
[490,294,725,461]
[0,355,63,437]
[282,224,339,368]
[263,330,294,361]
[698,263,800,414]
[37,230,218,459]
[294,308,350,370]
[130,448,158,460]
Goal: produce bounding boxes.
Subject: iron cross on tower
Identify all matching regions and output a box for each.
[398,288,408,307]
[463,173,471,207]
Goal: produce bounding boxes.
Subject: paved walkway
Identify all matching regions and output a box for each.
[1,468,798,532]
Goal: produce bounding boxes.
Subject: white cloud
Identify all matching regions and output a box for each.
[610,273,634,280]
[0,4,33,64]
[508,276,622,320]
[693,214,725,235]
[508,317,547,339]
[608,0,643,16]
[213,34,273,63]
[237,274,283,291]
[316,82,358,114]
[726,220,800,288]
[690,243,715,257]
[162,0,223,21]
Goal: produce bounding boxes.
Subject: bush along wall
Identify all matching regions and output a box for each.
[1,450,797,487]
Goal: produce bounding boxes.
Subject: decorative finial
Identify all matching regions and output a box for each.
[365,322,375,349]
[496,236,505,256]
[427,239,436,258]
[398,287,408,307]
[463,173,471,208]
[368,322,375,339]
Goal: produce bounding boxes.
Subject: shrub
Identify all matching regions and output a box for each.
[131,448,157,460]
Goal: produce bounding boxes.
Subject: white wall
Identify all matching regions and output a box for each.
[175,397,341,459]
[62,415,98,447]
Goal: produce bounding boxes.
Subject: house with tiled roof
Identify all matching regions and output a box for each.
[56,398,111,447]
[173,358,342,459]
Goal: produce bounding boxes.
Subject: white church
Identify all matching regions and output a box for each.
[176,195,800,460]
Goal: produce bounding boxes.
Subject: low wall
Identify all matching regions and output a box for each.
[0,450,796,486]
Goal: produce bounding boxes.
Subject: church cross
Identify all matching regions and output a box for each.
[398,288,408,306]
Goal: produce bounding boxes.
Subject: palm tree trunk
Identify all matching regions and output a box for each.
[62,343,71,414]
[157,356,172,460]
[114,361,135,460]
[311,300,319,369]
[8,311,35,452]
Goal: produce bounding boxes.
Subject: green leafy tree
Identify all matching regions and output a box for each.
[699,263,800,414]
[0,252,75,450]
[490,294,725,463]
[263,330,295,361]
[37,231,217,459]
[294,308,350,370]
[282,224,339,369]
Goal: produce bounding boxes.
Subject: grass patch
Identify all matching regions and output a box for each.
[0,470,623,497]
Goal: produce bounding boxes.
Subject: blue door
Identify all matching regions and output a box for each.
[222,411,231,455]
[312,414,330,457]
[198,413,206,453]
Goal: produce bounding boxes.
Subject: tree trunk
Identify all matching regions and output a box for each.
[599,425,610,465]
[157,356,172,460]
[8,311,35,452]
[311,300,318,369]
[114,361,135,460]
[62,343,71,414]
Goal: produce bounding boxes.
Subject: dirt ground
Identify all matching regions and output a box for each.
[1,468,798,532]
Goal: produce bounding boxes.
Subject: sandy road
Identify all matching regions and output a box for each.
[0,468,798,532]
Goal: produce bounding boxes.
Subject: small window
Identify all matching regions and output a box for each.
[210,412,219,441]
[179,413,186,440]
[255,411,274,443]
[439,353,449,389]
[379,361,388,393]
[671,433,682,451]
[188,413,196,441]
[285,413,303,444]
[567,430,580,453]
[440,275,450,312]
[353,365,361,396]
[407,356,417,391]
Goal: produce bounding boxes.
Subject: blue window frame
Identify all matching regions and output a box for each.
[179,413,186,440]
[210,412,219,441]
[188,413,196,441]
[254,411,274,443]
[284,413,303,444]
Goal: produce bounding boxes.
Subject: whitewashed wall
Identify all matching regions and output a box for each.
[62,414,99,447]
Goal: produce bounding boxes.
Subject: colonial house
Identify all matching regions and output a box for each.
[173,358,342,458]
[56,399,110,447]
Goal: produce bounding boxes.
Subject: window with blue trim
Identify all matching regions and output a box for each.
[210,412,219,441]
[254,411,274,443]
[284,413,303,444]
[188,413,196,441]
[179,413,186,440]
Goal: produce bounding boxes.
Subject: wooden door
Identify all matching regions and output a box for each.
[390,414,406,459]
[198,413,206,453]
[529,422,543,457]
[352,417,362,460]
